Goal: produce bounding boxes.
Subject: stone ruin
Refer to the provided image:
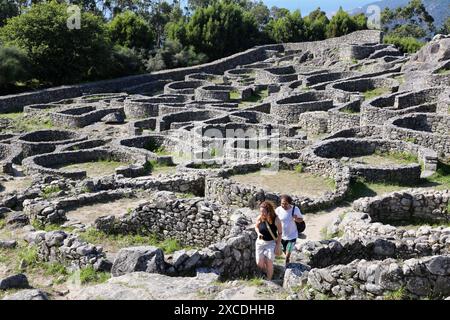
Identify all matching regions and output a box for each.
[0,30,449,300]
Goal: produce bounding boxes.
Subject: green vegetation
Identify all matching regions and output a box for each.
[0,46,29,93]
[0,219,5,229]
[383,287,408,300]
[78,228,190,254]
[295,164,304,173]
[78,265,110,285]
[381,0,434,54]
[345,161,449,202]
[363,87,390,100]
[42,185,61,199]
[437,67,450,75]
[230,90,241,100]
[0,112,53,132]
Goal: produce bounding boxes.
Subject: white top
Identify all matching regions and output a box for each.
[275,205,304,241]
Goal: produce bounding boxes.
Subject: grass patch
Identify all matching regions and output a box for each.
[384,287,408,300]
[78,228,191,254]
[424,161,450,187]
[238,89,269,108]
[145,160,176,174]
[294,164,304,173]
[345,178,414,202]
[0,112,53,132]
[350,150,418,166]
[42,185,61,199]
[78,265,110,285]
[0,219,5,229]
[362,87,390,100]
[230,90,241,100]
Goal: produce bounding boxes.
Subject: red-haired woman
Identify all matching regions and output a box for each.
[254,201,282,280]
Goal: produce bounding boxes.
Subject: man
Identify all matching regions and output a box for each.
[275,194,304,265]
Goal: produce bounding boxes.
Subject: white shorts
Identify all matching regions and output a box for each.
[255,239,276,264]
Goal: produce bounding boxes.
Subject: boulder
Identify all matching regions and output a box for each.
[5,212,29,228]
[0,274,29,290]
[2,289,49,300]
[111,246,165,277]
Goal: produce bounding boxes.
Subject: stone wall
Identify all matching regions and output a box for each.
[305,255,450,299]
[94,191,232,248]
[384,113,450,159]
[0,44,282,113]
[353,189,450,223]
[24,230,110,272]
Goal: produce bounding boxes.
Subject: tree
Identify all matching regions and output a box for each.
[172,1,260,60]
[0,46,29,88]
[440,17,450,34]
[0,1,112,85]
[381,0,435,39]
[326,7,359,38]
[146,39,207,71]
[265,10,306,43]
[0,0,19,27]
[304,7,329,41]
[108,10,155,50]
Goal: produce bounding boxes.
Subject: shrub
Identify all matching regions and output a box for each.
[383,35,425,54]
[0,46,30,88]
[0,1,112,85]
[107,10,155,50]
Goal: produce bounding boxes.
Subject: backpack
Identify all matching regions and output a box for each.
[292,204,306,233]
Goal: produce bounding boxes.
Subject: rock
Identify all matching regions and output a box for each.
[425,256,450,276]
[2,289,49,300]
[5,212,29,228]
[373,239,396,257]
[0,207,12,219]
[0,240,17,249]
[44,231,67,247]
[68,272,218,300]
[402,37,450,72]
[24,231,46,244]
[111,246,165,277]
[0,274,29,290]
[283,263,310,291]
[101,112,125,124]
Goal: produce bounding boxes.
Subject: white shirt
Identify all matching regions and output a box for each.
[276,205,304,241]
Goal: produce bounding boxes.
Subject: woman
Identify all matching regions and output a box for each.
[275,195,304,265]
[254,201,282,280]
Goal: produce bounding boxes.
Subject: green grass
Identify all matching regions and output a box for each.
[78,228,190,254]
[42,185,61,199]
[294,164,304,173]
[78,265,110,284]
[0,219,5,229]
[145,160,176,174]
[424,161,450,187]
[383,287,408,300]
[230,90,241,100]
[363,87,390,100]
[0,112,54,132]
[30,219,75,232]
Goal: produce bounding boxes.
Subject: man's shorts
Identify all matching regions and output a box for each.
[281,238,296,253]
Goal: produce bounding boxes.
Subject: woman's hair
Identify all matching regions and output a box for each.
[280,194,293,204]
[259,201,276,224]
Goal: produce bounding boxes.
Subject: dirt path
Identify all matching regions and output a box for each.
[297,205,353,244]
